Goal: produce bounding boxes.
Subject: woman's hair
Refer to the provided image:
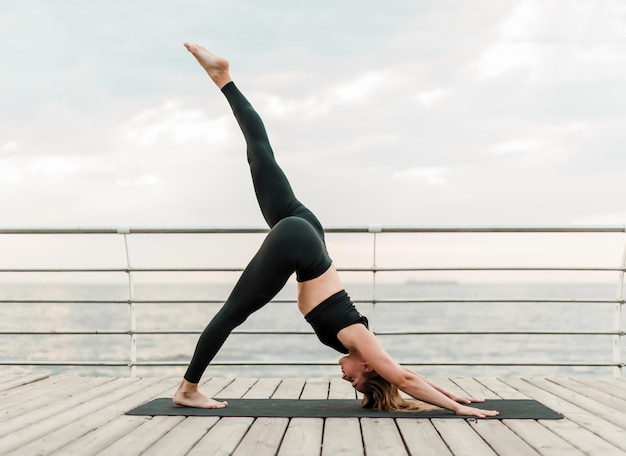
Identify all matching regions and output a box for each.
[360,371,438,412]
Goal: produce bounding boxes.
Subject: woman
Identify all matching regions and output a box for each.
[174,43,499,419]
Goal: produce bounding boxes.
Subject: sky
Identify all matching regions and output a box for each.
[1,0,626,282]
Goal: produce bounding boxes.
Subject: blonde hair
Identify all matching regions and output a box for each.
[361,371,439,412]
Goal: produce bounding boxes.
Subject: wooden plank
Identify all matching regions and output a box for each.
[143,416,220,456]
[475,377,530,399]
[0,376,112,424]
[278,378,325,456]
[525,378,626,429]
[328,377,357,399]
[468,420,540,456]
[0,377,49,404]
[143,377,243,456]
[188,417,254,456]
[198,377,238,398]
[300,378,330,399]
[215,378,257,399]
[501,378,626,453]
[242,378,281,399]
[0,373,49,392]
[0,377,123,438]
[0,375,86,413]
[536,416,625,456]
[232,417,290,456]
[323,378,363,456]
[504,420,585,456]
[272,378,305,399]
[189,377,270,456]
[474,378,585,456]
[4,377,168,455]
[432,419,498,455]
[4,375,623,456]
[575,377,626,401]
[52,415,150,456]
[43,378,180,456]
[278,418,323,456]
[97,415,186,456]
[451,376,542,456]
[396,419,453,456]
[0,377,139,453]
[429,377,469,398]
[451,377,500,399]
[323,418,364,456]
[361,418,408,456]
[454,376,540,456]
[566,377,626,404]
[250,377,324,456]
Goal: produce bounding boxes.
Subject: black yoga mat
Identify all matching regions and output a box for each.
[126,398,562,419]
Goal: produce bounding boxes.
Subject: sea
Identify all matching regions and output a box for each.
[1,281,624,379]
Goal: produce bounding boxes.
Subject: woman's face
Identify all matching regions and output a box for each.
[338,351,369,393]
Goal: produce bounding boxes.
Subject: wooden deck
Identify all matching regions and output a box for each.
[0,375,625,455]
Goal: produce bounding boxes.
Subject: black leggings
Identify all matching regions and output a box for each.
[184,82,332,383]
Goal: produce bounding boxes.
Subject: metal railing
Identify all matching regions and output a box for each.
[0,225,624,378]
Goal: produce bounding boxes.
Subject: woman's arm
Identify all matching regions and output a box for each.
[402,367,485,405]
[338,325,499,418]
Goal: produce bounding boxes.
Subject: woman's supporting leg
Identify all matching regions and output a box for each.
[174,217,323,408]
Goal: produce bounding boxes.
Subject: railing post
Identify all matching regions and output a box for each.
[119,227,137,378]
[369,225,382,332]
[615,230,626,378]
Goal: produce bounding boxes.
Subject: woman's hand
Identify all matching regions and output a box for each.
[455,404,500,418]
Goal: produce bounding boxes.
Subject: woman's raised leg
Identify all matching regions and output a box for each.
[183,43,324,235]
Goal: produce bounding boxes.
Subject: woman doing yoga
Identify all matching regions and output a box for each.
[174,43,499,418]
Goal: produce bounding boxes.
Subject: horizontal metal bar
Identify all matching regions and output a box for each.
[0,360,622,368]
[0,329,622,336]
[1,225,625,234]
[375,330,626,336]
[133,361,625,367]
[1,299,621,305]
[364,267,626,272]
[0,360,134,367]
[2,266,624,273]
[0,268,247,273]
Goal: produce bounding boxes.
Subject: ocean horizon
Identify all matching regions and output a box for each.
[1,281,623,379]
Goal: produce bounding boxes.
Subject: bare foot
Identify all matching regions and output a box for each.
[183,43,232,88]
[173,379,228,409]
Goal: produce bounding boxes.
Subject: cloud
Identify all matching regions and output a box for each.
[414,88,455,108]
[471,0,626,82]
[115,175,160,188]
[26,156,78,180]
[489,137,549,156]
[392,166,450,185]
[261,93,331,119]
[2,141,18,152]
[123,102,232,147]
[334,72,387,102]
[0,155,78,184]
[0,161,21,184]
[1,0,624,231]
[474,42,541,79]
